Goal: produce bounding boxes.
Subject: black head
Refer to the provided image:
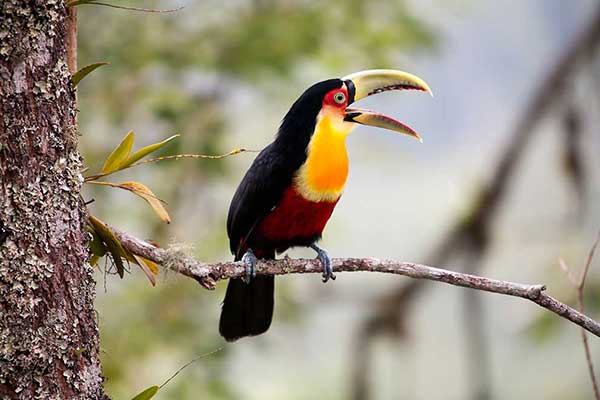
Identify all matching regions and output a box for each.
[273,69,432,152]
[275,78,344,149]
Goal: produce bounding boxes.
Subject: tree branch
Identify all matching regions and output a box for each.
[110,226,600,338]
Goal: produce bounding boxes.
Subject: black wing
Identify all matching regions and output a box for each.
[227,142,297,259]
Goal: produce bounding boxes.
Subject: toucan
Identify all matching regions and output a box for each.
[219,69,432,341]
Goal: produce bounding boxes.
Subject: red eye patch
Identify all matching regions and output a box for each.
[322,86,348,108]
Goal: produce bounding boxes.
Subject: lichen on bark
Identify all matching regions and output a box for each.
[0,1,106,399]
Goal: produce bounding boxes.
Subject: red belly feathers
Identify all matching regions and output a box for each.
[250,186,339,250]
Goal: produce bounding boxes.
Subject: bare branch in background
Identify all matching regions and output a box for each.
[109,226,600,338]
[352,6,600,399]
[562,105,586,216]
[560,232,600,400]
[366,1,600,330]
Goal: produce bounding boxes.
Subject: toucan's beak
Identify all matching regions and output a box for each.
[342,69,432,142]
[344,108,423,142]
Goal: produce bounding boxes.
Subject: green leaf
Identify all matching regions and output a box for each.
[132,254,158,286]
[124,134,180,167]
[108,243,125,277]
[130,386,159,400]
[102,131,135,174]
[89,254,100,266]
[88,215,129,278]
[87,225,107,258]
[71,62,109,86]
[140,255,159,275]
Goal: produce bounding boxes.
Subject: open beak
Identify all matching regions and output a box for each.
[342,69,432,142]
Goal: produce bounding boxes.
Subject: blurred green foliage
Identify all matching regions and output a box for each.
[77,1,433,398]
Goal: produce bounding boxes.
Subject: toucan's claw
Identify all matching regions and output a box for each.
[311,243,335,283]
[241,249,258,284]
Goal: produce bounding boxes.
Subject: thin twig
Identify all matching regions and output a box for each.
[559,259,578,286]
[578,232,599,290]
[83,148,251,182]
[562,233,600,399]
[159,347,224,389]
[71,1,184,13]
[108,225,600,338]
[134,148,254,166]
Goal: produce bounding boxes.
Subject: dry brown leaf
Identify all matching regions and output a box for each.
[139,256,159,275]
[119,181,171,223]
[132,254,157,286]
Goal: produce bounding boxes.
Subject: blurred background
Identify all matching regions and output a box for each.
[77,0,600,398]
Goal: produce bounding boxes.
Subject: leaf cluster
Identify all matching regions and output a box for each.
[86,131,177,285]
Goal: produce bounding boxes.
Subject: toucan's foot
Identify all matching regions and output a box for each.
[310,243,335,283]
[241,249,258,284]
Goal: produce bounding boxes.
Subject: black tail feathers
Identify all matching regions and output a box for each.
[219,275,274,341]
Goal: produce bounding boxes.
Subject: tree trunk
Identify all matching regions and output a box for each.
[0,1,106,399]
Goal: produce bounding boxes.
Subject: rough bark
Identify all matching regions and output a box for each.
[0,1,106,399]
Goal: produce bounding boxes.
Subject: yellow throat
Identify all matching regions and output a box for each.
[295,106,356,202]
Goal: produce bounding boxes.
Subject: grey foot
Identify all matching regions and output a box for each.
[310,243,335,283]
[241,249,258,284]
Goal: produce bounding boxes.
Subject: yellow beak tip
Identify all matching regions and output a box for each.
[422,85,434,97]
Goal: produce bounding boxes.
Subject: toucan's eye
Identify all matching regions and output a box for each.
[334,92,346,104]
